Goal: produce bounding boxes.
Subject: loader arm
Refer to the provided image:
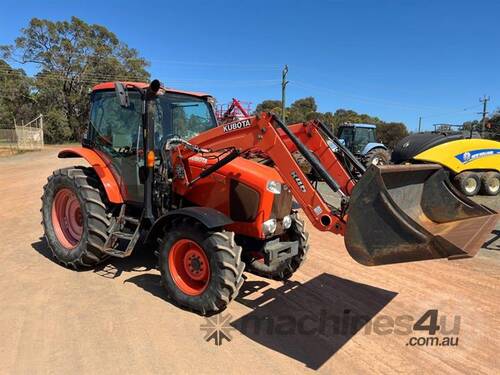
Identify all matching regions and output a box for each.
[184,113,350,235]
[182,113,498,266]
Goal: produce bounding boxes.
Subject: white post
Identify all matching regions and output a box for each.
[40,114,44,149]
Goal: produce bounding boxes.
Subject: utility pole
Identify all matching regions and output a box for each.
[418,116,422,133]
[281,65,289,124]
[479,95,490,137]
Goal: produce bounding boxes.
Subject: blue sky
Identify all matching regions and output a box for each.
[1,0,499,131]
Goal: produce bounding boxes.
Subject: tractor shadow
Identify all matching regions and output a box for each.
[31,237,55,263]
[32,237,397,369]
[231,273,397,370]
[31,237,157,277]
[482,230,500,251]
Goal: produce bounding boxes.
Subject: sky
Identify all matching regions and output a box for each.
[1,0,499,131]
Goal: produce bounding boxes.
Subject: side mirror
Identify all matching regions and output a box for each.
[114,82,130,108]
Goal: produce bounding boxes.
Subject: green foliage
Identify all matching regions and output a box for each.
[254,97,409,148]
[376,122,408,149]
[44,108,72,143]
[0,60,36,127]
[487,111,500,140]
[255,100,282,114]
[1,17,149,142]
[463,112,500,140]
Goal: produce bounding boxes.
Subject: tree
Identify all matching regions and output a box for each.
[376,122,409,149]
[287,97,317,124]
[253,98,410,148]
[0,60,36,127]
[1,17,150,142]
[255,100,282,114]
[484,110,500,140]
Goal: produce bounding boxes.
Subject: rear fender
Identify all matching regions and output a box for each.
[58,147,123,203]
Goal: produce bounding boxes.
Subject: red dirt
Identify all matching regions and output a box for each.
[0,146,498,374]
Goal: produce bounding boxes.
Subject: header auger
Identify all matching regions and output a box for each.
[41,80,498,315]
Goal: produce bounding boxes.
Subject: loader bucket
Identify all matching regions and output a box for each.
[345,164,498,266]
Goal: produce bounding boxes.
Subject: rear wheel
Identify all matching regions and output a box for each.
[245,214,309,281]
[481,171,500,196]
[159,218,245,315]
[364,148,390,167]
[41,167,111,268]
[454,171,481,196]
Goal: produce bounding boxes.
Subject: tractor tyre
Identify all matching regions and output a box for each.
[364,148,391,167]
[454,171,481,196]
[159,217,245,315]
[245,214,310,281]
[480,171,500,196]
[41,167,111,269]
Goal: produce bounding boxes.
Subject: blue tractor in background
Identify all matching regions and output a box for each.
[337,123,390,167]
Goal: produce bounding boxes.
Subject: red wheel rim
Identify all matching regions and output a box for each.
[51,188,83,249]
[168,239,210,296]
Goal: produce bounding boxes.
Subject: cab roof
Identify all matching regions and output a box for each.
[92,81,211,98]
[341,123,377,129]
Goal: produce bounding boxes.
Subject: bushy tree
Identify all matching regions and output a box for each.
[0,60,36,127]
[255,100,282,114]
[254,98,410,148]
[376,122,409,149]
[1,17,150,142]
[486,111,500,140]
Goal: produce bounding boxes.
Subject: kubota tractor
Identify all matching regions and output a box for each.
[41,80,498,315]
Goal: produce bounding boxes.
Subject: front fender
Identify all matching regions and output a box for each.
[361,143,387,155]
[145,207,233,244]
[58,147,123,203]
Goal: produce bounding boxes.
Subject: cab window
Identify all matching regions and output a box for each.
[89,91,142,154]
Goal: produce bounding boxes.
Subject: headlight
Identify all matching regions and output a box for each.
[282,215,292,229]
[262,218,277,235]
[266,180,281,194]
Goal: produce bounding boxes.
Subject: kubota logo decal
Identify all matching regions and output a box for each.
[223,119,251,133]
[455,149,500,164]
[291,171,306,192]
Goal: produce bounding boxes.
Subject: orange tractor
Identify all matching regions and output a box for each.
[41,80,498,315]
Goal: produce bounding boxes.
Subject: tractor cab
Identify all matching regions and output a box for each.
[337,123,390,166]
[84,82,217,203]
[337,123,377,154]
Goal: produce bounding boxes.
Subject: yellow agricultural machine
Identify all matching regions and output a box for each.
[392,133,500,196]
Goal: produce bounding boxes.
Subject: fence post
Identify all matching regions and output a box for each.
[40,114,44,149]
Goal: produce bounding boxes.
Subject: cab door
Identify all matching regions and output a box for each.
[87,90,144,203]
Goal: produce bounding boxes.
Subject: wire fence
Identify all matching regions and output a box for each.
[0,115,44,154]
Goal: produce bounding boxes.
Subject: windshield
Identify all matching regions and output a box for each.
[353,128,376,153]
[338,126,376,154]
[153,93,217,143]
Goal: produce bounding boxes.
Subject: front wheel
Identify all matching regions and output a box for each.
[159,218,245,315]
[364,148,391,167]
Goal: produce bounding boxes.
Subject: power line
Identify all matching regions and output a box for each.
[420,104,482,119]
[0,67,280,88]
[292,80,444,111]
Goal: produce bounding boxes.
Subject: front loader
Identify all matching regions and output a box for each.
[41,80,498,315]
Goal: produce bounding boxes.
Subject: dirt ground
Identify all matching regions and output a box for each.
[0,146,498,374]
